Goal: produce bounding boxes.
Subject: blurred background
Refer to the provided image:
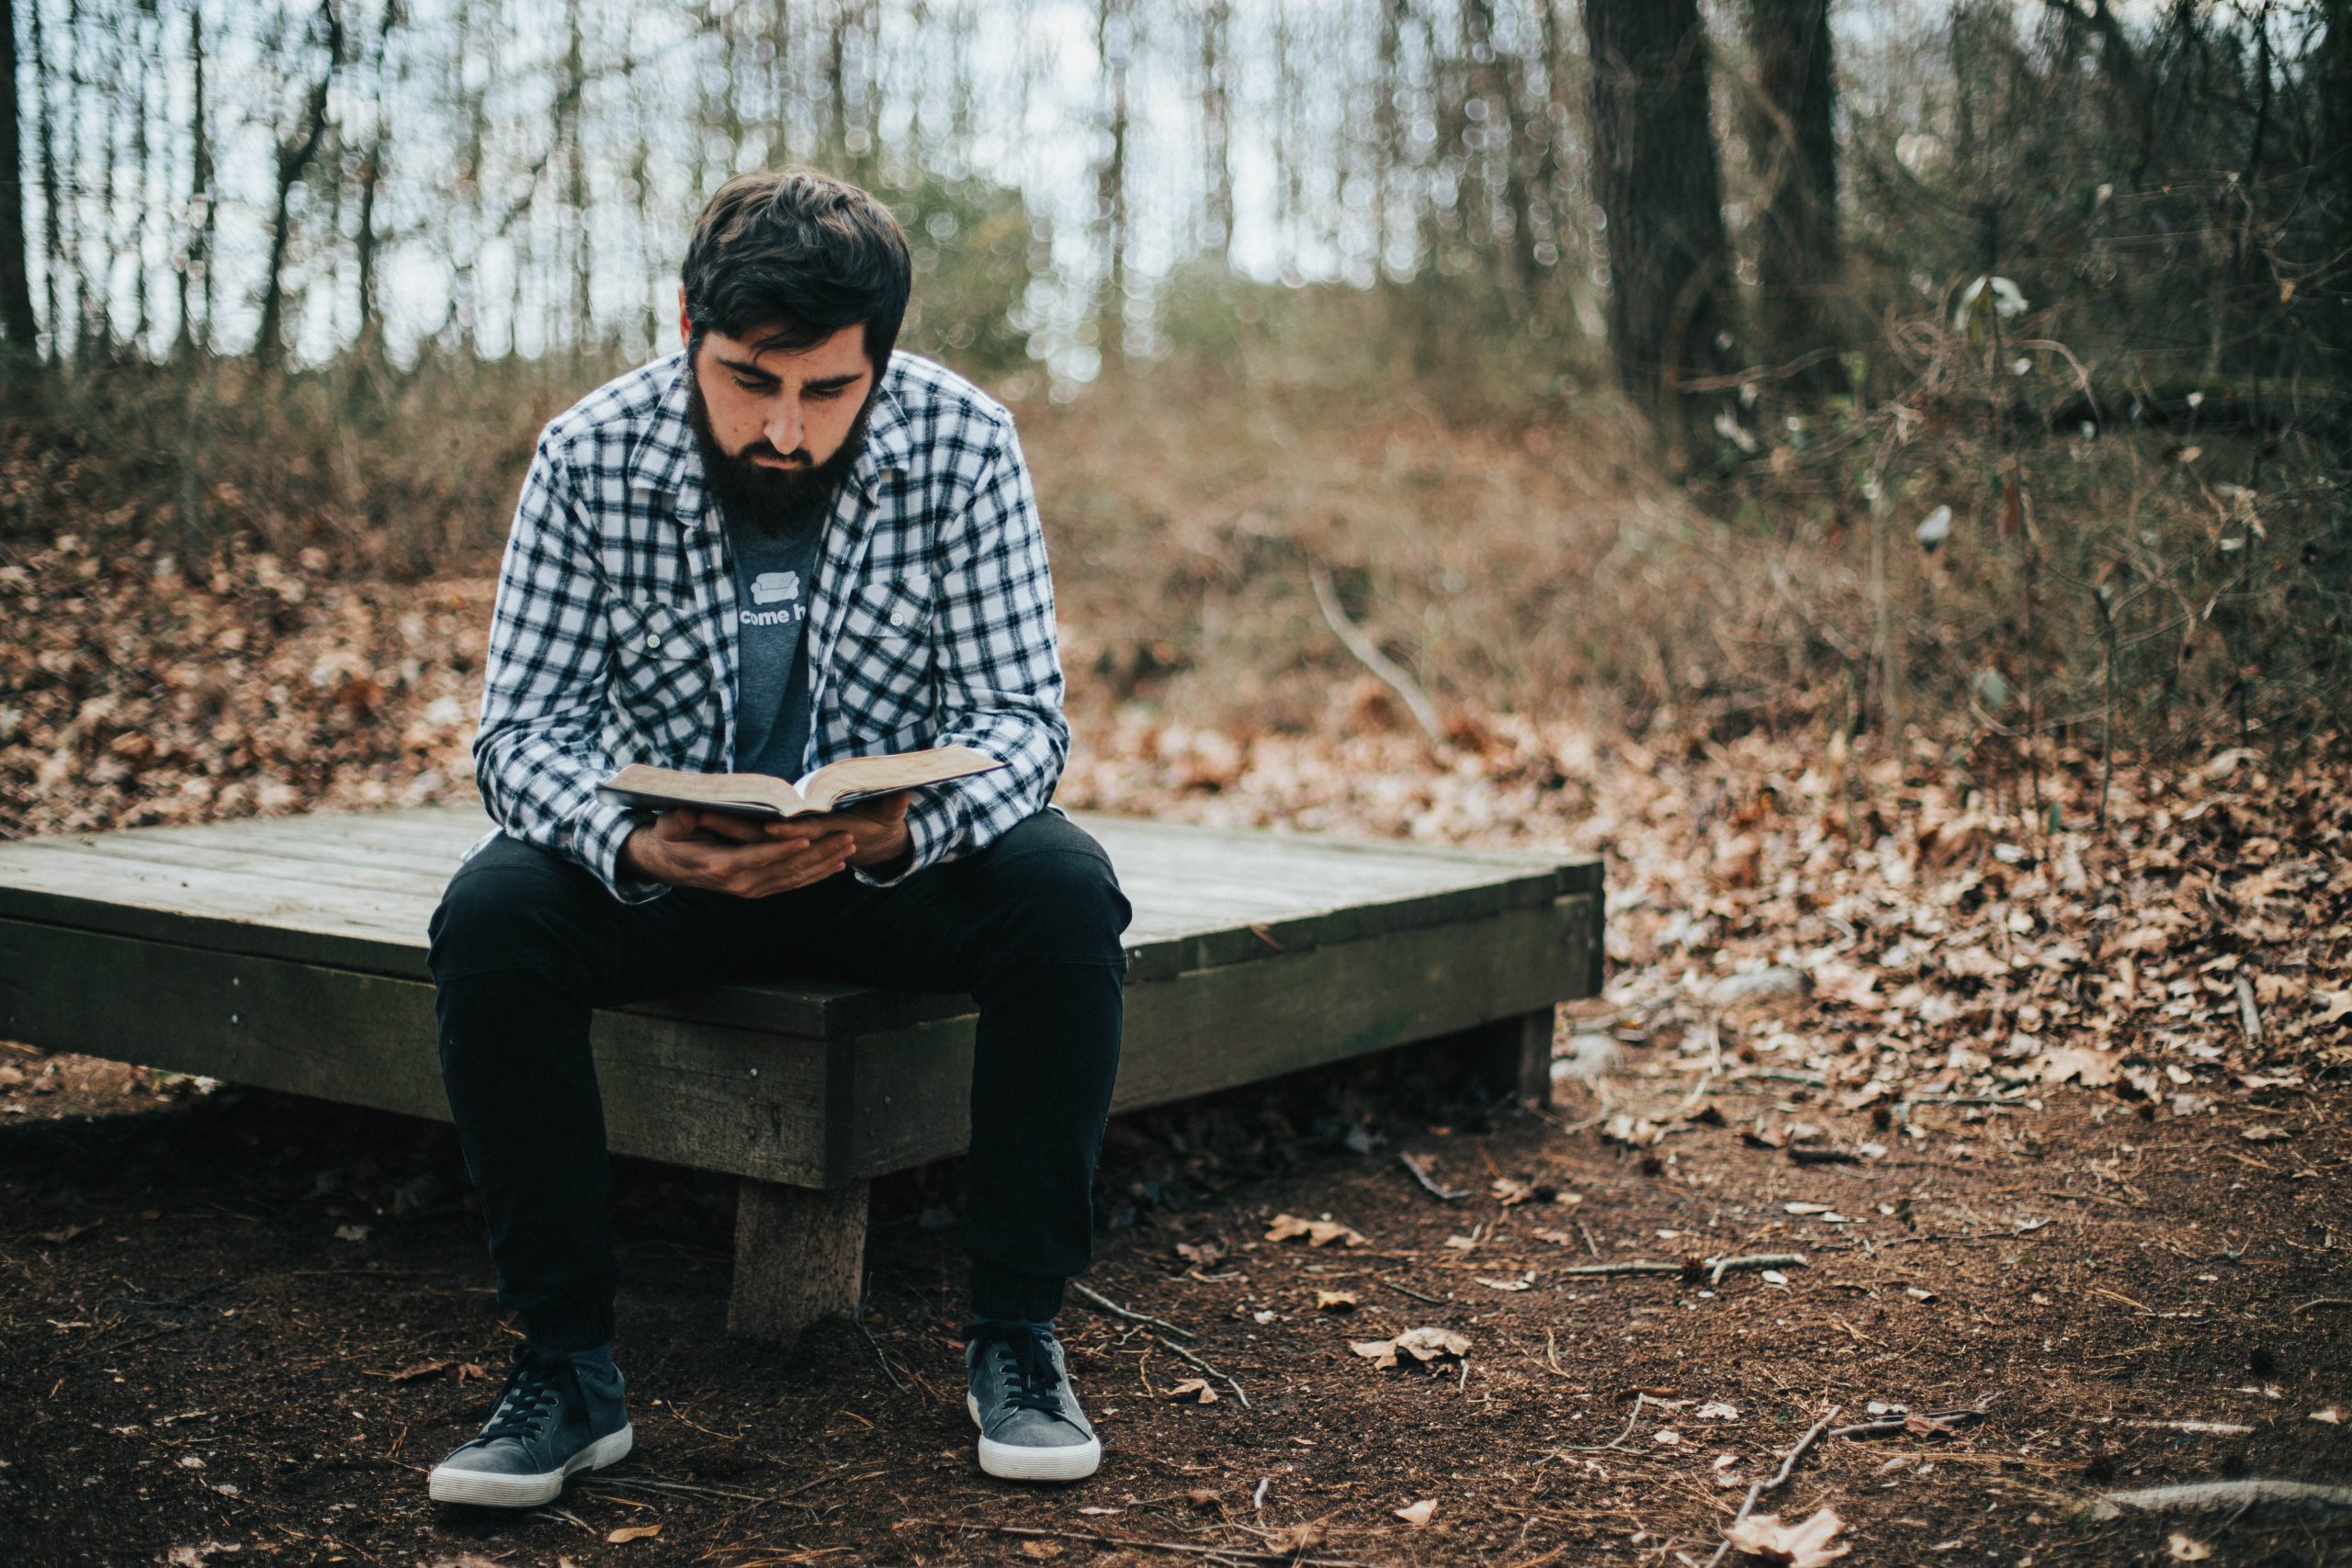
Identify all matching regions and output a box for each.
[0,0,2346,837]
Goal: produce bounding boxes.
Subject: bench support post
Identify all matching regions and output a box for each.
[727,1177,869,1344]
[1460,1007,1556,1109]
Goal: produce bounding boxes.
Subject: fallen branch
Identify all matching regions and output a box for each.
[921,1521,1373,1567]
[1547,1392,1655,1454]
[1374,1274,1446,1305]
[2291,1298,2352,1314]
[1398,1151,1469,1202]
[1705,1406,1842,1568]
[1071,1280,1194,1341]
[2087,1480,2352,1521]
[1555,1252,1806,1286]
[1152,1332,1250,1409]
[1307,558,1445,747]
[1827,1403,1991,1440]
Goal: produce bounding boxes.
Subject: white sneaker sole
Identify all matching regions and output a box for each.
[428,1424,635,1508]
[967,1394,1102,1483]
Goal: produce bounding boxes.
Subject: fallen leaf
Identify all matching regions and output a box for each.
[1185,1488,1221,1508]
[2035,1046,2120,1088]
[605,1524,662,1544]
[1722,1505,1850,1565]
[334,1224,369,1243]
[1265,1213,1368,1247]
[1654,1428,1684,1445]
[1314,1289,1359,1312]
[1175,1240,1227,1268]
[1018,1541,1063,1561]
[2167,1533,2211,1562]
[1475,1275,1533,1292]
[1351,1326,1471,1371]
[2241,1124,2293,1142]
[2311,1406,2344,1425]
[1784,1202,1837,1216]
[38,1221,95,1246]
[1394,1498,1438,1528]
[1265,1521,1326,1554]
[1696,1401,1740,1420]
[1166,1378,1218,1405]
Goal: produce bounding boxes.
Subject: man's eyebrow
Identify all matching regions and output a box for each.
[712,355,865,394]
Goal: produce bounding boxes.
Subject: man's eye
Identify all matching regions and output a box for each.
[732,378,771,393]
[807,387,846,401]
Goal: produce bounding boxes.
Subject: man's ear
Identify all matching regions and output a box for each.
[677,287,692,350]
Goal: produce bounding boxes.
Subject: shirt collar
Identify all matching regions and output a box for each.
[628,349,915,529]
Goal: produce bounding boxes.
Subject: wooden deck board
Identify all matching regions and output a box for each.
[0,805,1595,999]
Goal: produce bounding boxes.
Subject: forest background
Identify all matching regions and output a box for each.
[0,0,2344,828]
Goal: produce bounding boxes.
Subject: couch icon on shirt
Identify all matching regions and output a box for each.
[749,570,801,607]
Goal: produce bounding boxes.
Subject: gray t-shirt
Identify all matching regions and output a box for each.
[728,521,822,779]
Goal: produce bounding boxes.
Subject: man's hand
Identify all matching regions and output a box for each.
[617,791,913,897]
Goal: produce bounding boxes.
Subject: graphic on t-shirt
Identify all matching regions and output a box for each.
[742,570,805,628]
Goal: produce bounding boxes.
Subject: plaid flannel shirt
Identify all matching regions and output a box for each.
[463,348,1070,905]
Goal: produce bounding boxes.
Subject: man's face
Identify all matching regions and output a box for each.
[680,304,876,533]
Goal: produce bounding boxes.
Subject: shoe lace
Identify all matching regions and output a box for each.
[477,1351,571,1442]
[974,1324,1075,1420]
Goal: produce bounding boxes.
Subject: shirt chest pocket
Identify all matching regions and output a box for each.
[830,575,936,731]
[605,598,707,716]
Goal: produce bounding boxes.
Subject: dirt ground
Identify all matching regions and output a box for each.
[2,1034,2346,1568]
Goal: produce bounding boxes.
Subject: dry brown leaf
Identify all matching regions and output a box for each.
[2166,1534,2211,1562]
[1351,1326,1471,1371]
[1722,1506,1850,1565]
[2035,1045,2122,1087]
[1266,1213,1369,1247]
[1314,1289,1360,1312]
[1394,1498,1438,1528]
[1018,1541,1064,1561]
[1166,1377,1218,1404]
[605,1524,662,1544]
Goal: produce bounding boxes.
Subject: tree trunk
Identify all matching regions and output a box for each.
[1197,0,1232,261]
[254,0,345,373]
[0,0,40,350]
[1093,0,1129,371]
[1743,0,1840,392]
[1581,0,1734,468]
[32,0,57,361]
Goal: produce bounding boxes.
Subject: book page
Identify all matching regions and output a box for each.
[795,745,1004,810]
[598,764,808,818]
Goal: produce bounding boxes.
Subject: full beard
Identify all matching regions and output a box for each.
[685,369,876,537]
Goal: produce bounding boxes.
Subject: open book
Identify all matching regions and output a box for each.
[597,746,1003,820]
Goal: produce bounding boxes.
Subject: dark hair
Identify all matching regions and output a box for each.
[681,168,912,371]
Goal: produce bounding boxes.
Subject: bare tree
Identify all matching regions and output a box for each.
[0,0,40,349]
[1582,0,1734,465]
[255,0,346,372]
[1744,0,1841,390]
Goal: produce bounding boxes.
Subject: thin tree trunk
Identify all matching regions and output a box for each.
[254,0,344,372]
[1582,0,1735,469]
[1743,0,1840,391]
[1197,0,1231,261]
[1093,0,1130,371]
[0,0,41,349]
[33,0,58,361]
[130,3,153,351]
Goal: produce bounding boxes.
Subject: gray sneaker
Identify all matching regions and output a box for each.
[427,1344,633,1507]
[965,1323,1102,1482]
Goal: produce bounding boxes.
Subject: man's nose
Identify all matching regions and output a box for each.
[763,405,805,457]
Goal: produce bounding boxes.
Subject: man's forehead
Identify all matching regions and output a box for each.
[710,321,870,376]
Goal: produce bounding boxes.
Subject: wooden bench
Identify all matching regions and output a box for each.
[0,805,1601,1340]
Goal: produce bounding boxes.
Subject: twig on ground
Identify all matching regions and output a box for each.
[1307,558,1445,747]
[1577,1220,1601,1259]
[855,1316,910,1392]
[1827,1402,1991,1439]
[2291,1298,2352,1314]
[1705,1406,1842,1568]
[1398,1151,1469,1202]
[1153,1332,1249,1409]
[922,1521,1372,1567]
[1374,1274,1446,1305]
[2088,1480,2352,1520]
[2234,973,2263,1043]
[1071,1280,1195,1340]
[1555,1252,1805,1285]
[1547,1393,1652,1454]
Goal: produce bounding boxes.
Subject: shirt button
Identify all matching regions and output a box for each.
[645,634,662,649]
[889,610,909,626]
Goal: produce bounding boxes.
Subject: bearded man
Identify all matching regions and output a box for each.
[423,168,1129,1504]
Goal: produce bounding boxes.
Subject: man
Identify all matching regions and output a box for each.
[423,168,1131,1506]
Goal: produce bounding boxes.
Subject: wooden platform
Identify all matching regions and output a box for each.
[0,804,1601,1339]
